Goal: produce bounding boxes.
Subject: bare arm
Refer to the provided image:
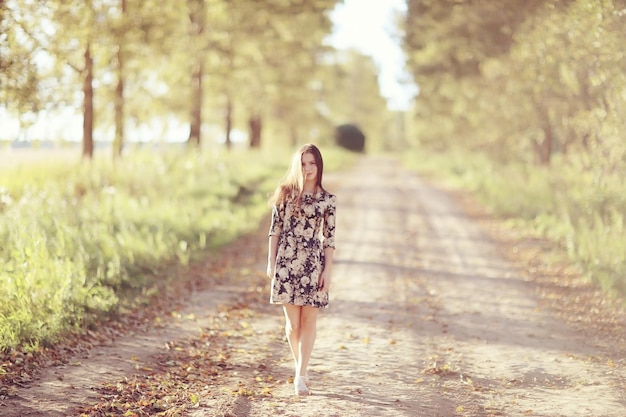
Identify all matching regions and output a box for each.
[319,246,334,292]
[267,203,283,279]
[319,194,336,292]
[267,235,279,278]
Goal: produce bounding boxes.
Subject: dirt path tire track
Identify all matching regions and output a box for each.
[2,155,624,417]
[390,158,626,417]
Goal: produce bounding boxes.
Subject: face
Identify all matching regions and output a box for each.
[301,152,318,184]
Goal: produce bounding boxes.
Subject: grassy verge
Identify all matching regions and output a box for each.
[0,145,356,350]
[402,148,626,300]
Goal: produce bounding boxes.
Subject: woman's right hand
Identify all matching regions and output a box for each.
[266,263,275,279]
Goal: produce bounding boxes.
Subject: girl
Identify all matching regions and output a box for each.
[267,143,336,396]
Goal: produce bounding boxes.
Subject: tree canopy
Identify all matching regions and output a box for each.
[403,0,626,170]
[1,0,392,157]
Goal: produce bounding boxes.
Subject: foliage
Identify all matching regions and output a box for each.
[403,147,626,298]
[0,0,394,154]
[403,0,626,167]
[402,0,626,298]
[0,1,42,119]
[317,51,393,152]
[0,146,355,350]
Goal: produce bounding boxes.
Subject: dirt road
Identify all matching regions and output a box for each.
[2,156,625,417]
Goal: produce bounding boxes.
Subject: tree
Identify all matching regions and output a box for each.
[1,2,44,137]
[3,0,381,157]
[316,50,391,151]
[222,0,340,149]
[402,0,625,167]
[403,0,542,149]
[186,0,207,148]
[111,0,127,159]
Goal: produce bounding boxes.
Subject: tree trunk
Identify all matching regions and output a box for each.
[113,44,124,159]
[540,123,553,165]
[188,60,203,148]
[248,113,262,148]
[113,0,126,160]
[225,95,232,150]
[535,107,552,166]
[82,43,94,159]
[187,0,205,149]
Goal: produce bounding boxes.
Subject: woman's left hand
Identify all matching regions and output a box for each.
[318,270,331,292]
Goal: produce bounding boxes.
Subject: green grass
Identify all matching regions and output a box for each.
[0,145,357,350]
[402,148,626,299]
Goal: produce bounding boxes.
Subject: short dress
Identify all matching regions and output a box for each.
[269,191,336,308]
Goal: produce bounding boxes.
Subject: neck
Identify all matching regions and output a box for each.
[302,183,317,194]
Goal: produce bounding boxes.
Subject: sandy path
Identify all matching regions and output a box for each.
[2,156,624,417]
[244,156,625,417]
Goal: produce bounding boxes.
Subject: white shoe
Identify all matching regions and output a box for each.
[294,376,310,396]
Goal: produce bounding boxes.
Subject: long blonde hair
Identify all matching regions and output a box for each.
[269,143,326,207]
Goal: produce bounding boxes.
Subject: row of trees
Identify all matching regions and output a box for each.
[1,0,393,158]
[403,0,626,170]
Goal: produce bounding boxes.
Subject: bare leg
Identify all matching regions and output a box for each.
[282,305,302,374]
[297,306,318,379]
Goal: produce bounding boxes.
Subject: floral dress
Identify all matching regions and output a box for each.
[269,191,336,308]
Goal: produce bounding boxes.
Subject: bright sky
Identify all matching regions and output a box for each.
[326,0,418,111]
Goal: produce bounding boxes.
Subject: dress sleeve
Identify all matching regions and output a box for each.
[323,194,336,249]
[268,203,284,237]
